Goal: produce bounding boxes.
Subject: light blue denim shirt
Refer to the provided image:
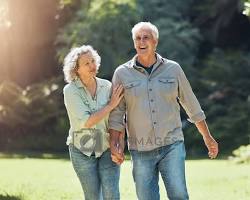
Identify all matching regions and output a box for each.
[63,77,112,157]
[109,54,206,151]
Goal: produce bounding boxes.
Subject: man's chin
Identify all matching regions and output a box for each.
[137,50,148,55]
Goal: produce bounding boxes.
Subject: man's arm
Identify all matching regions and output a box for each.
[108,69,126,164]
[195,120,219,159]
[177,65,219,158]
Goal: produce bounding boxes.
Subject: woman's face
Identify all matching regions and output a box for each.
[77,52,97,78]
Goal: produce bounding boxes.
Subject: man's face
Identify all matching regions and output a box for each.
[133,28,158,56]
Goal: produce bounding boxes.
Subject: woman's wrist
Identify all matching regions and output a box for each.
[106,103,114,111]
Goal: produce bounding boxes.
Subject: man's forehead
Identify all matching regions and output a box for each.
[135,28,152,36]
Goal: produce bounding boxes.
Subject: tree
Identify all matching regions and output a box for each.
[56,0,139,79]
[136,0,201,76]
[243,0,250,16]
[0,0,60,86]
[185,49,250,153]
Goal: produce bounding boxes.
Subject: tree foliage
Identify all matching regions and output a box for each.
[137,0,201,74]
[0,77,68,151]
[0,0,249,153]
[243,0,250,16]
[56,0,138,79]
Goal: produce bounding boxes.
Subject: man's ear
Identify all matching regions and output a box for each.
[154,39,158,49]
[156,38,159,45]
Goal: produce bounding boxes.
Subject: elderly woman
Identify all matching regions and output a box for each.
[63,45,123,200]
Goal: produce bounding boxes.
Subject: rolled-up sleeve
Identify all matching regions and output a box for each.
[63,86,92,129]
[108,70,126,131]
[177,65,206,123]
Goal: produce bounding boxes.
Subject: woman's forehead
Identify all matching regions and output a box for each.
[79,52,93,61]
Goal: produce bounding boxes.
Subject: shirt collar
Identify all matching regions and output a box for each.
[128,53,165,69]
[74,77,106,89]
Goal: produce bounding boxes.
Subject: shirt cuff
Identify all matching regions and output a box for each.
[187,111,206,123]
[109,122,125,132]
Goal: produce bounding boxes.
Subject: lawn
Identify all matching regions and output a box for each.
[0,154,249,200]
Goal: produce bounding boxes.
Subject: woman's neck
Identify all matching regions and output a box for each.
[79,76,95,88]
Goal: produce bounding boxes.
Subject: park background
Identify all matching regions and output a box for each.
[0,0,249,199]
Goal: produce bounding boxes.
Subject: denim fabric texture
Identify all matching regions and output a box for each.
[69,145,120,200]
[130,141,189,200]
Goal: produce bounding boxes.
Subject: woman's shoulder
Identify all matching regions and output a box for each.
[63,81,78,94]
[96,77,112,87]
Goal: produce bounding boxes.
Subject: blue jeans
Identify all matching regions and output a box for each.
[130,141,189,200]
[69,145,120,200]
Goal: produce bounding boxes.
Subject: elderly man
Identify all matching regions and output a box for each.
[109,22,218,200]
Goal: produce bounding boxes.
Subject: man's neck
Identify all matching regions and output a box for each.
[137,53,157,67]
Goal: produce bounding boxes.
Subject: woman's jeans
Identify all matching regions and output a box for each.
[130,141,189,200]
[69,145,120,200]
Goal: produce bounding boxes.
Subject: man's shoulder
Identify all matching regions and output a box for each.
[162,58,183,73]
[114,59,133,73]
[163,58,181,68]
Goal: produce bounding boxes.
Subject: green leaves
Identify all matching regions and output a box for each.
[56,0,138,79]
[243,0,250,16]
[136,0,202,71]
[0,76,65,127]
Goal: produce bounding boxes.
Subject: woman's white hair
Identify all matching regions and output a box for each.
[131,22,159,40]
[63,45,101,83]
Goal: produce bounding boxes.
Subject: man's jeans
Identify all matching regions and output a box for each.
[69,145,120,200]
[130,141,189,200]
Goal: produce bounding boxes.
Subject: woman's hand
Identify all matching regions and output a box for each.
[108,85,124,109]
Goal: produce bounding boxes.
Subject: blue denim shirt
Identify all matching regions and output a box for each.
[109,54,206,151]
[64,77,111,157]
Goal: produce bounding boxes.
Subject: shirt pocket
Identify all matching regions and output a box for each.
[157,77,177,97]
[123,80,141,98]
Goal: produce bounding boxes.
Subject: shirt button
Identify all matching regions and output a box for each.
[152,110,155,113]
[150,99,154,102]
[153,122,157,125]
[149,88,152,91]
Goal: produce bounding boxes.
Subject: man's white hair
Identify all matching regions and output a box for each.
[131,22,159,40]
[63,45,101,83]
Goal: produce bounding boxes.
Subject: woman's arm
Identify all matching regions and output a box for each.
[84,85,123,128]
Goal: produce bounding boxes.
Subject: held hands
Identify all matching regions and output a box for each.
[109,129,125,165]
[203,135,219,159]
[108,85,124,109]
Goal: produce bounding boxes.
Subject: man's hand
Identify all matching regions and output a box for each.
[109,129,125,165]
[203,135,219,159]
[195,120,219,159]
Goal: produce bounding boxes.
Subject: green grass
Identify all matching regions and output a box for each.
[0,155,249,200]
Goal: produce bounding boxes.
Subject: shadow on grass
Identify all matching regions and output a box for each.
[0,194,23,200]
[0,150,69,160]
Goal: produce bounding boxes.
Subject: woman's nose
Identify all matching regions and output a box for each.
[90,63,97,70]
